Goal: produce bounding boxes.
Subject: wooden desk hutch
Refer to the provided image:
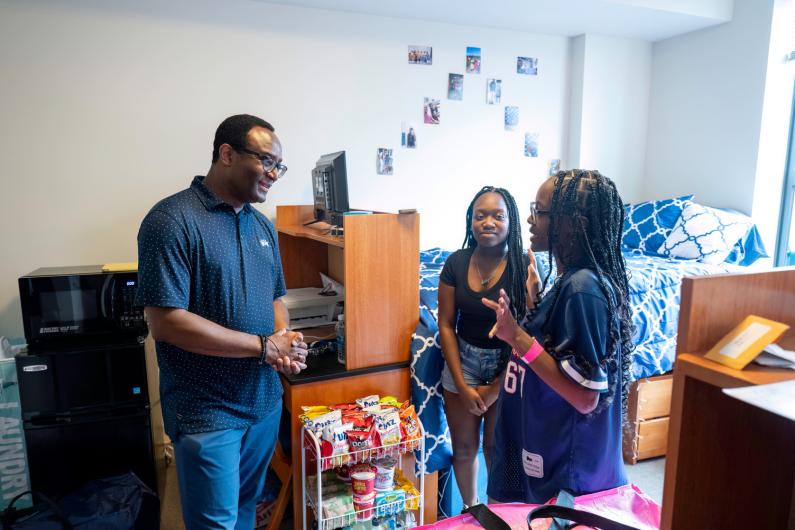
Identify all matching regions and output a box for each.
[275,205,437,529]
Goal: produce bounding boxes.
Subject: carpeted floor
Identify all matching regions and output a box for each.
[625,457,666,504]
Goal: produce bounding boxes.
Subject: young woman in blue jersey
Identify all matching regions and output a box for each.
[438,186,528,507]
[482,170,634,503]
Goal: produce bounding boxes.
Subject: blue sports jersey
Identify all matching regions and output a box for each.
[488,267,628,503]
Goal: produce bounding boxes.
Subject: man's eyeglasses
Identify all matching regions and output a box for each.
[529,202,550,220]
[236,147,288,178]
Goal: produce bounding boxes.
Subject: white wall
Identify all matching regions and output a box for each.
[570,34,652,200]
[0,0,571,338]
[644,0,794,253]
[567,36,586,171]
[644,0,777,208]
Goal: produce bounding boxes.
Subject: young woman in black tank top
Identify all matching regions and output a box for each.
[437,186,528,507]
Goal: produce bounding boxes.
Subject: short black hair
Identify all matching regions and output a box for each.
[212,114,275,163]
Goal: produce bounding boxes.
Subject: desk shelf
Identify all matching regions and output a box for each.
[276,205,419,371]
[277,224,345,248]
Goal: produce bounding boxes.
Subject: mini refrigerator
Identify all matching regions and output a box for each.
[16,341,155,497]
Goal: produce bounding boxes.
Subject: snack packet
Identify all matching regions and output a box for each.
[347,424,378,461]
[356,394,380,408]
[399,404,422,450]
[305,409,342,436]
[379,395,401,407]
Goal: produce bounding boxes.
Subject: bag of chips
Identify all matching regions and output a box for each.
[356,394,380,408]
[399,404,422,451]
[347,424,378,462]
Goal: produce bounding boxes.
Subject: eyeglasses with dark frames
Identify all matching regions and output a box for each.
[236,147,288,178]
[529,202,550,220]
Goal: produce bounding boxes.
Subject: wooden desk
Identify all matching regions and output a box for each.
[661,353,795,529]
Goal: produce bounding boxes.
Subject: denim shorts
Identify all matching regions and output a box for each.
[441,336,506,393]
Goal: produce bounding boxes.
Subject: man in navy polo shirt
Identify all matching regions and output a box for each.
[136,114,307,529]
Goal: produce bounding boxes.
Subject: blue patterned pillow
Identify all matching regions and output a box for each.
[657,203,753,264]
[622,195,694,255]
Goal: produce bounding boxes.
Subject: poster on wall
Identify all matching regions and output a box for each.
[408,45,433,65]
[466,47,481,73]
[401,122,417,148]
[517,56,538,75]
[548,158,561,175]
[524,133,539,157]
[486,79,501,104]
[448,74,464,100]
[504,106,519,131]
[377,148,394,175]
[424,98,440,124]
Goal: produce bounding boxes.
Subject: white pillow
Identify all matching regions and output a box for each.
[657,203,753,264]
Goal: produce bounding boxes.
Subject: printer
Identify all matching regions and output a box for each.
[282,287,344,329]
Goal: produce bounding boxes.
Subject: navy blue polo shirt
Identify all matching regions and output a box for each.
[136,176,286,437]
[488,268,627,503]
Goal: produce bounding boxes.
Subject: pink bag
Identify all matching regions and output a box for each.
[418,484,660,530]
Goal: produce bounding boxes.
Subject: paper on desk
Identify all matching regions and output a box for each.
[723,380,795,422]
[753,352,795,369]
[320,272,345,297]
[753,344,795,369]
[764,343,795,363]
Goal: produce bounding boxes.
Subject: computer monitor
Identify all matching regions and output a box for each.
[310,151,349,227]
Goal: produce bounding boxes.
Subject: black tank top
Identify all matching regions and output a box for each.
[440,248,512,350]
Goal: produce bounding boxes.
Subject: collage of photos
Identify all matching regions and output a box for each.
[390,44,545,174]
[465,47,481,74]
[448,74,463,100]
[486,78,501,105]
[408,45,432,65]
[517,56,538,75]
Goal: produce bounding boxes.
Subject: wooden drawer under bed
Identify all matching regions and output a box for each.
[623,374,673,464]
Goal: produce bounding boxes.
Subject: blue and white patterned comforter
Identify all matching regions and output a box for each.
[410,247,739,474]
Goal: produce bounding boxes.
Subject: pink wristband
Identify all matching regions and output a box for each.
[521,340,544,365]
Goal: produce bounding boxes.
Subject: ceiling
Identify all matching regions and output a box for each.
[257,0,733,42]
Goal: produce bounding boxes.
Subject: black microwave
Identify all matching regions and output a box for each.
[18,265,147,347]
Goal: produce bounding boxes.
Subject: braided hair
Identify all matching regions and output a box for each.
[535,170,635,417]
[462,186,528,321]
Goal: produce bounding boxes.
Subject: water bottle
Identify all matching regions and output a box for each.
[336,314,346,365]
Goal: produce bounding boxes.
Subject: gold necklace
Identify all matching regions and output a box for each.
[474,253,506,287]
